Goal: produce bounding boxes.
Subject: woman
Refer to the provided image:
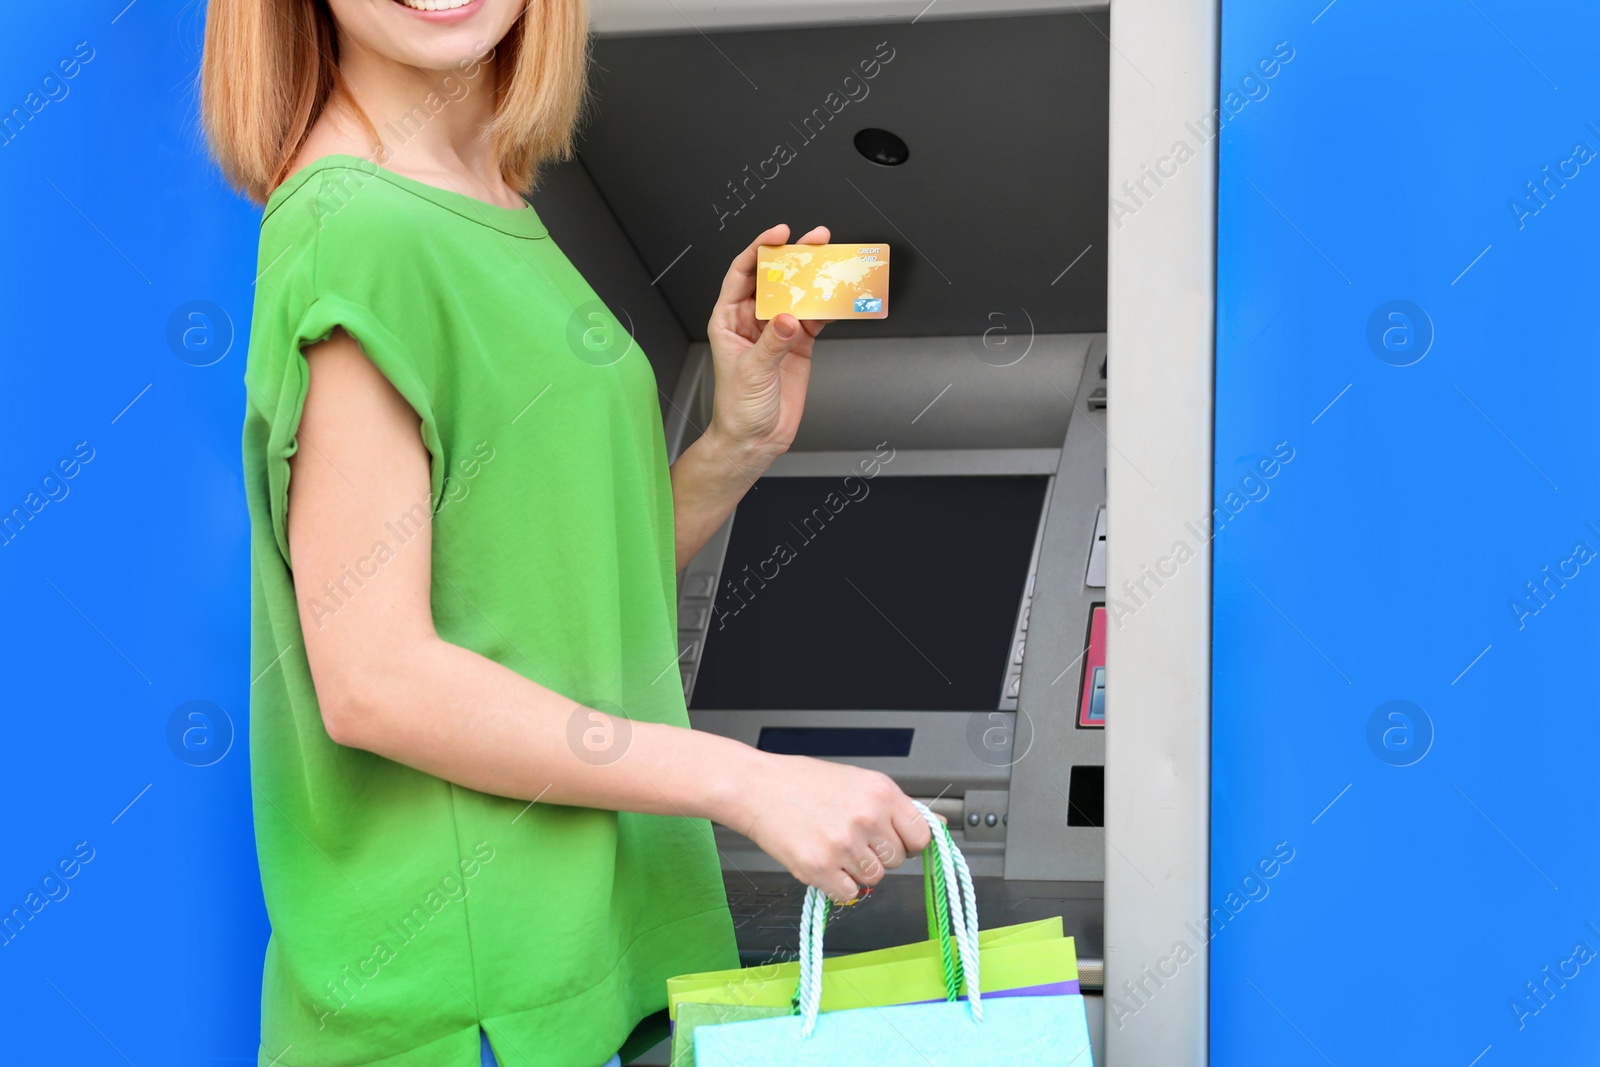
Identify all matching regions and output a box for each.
[201,1,932,1064]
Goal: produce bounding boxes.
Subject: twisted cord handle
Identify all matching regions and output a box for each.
[919,801,982,1022]
[924,828,962,1000]
[793,800,982,1037]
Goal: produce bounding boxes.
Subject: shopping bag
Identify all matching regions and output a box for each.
[692,802,1094,1066]
[668,918,1079,1020]
[668,915,1063,1016]
[670,1001,789,1065]
[672,939,1080,1065]
[691,995,1092,1065]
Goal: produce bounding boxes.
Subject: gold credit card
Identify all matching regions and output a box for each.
[755,243,890,320]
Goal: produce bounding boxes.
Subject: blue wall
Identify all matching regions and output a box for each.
[1214,1,1600,1063]
[11,0,1600,1063]
[2,4,265,1063]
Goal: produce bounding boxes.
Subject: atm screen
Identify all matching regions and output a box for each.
[690,475,1049,711]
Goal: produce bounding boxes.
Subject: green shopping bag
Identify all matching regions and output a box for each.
[667,916,1075,1021]
[691,802,1094,1066]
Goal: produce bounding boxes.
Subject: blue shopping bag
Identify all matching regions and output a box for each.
[693,802,1095,1066]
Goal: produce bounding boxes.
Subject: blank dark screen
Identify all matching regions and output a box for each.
[690,475,1048,711]
[756,727,916,757]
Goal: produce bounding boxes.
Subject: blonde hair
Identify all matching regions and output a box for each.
[201,0,590,204]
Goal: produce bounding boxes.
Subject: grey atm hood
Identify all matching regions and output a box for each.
[571,9,1108,341]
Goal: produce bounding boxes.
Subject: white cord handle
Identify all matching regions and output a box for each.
[794,800,982,1037]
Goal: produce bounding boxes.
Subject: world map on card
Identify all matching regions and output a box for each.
[755,244,891,320]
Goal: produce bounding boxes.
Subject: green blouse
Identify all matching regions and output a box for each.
[241,155,737,1067]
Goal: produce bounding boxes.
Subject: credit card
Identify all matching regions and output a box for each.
[755,243,890,320]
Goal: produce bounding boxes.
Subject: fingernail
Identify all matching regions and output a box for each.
[775,318,796,339]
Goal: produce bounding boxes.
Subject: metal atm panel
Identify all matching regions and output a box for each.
[666,336,1108,961]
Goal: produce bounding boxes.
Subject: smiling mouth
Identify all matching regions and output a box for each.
[393,0,476,11]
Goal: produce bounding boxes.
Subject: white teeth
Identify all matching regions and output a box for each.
[397,0,474,11]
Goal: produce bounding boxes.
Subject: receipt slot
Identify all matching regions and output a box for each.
[535,3,1217,1062]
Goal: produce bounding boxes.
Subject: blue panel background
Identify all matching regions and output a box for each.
[1215,1,1600,1064]
[1,3,266,1063]
[11,0,1600,1063]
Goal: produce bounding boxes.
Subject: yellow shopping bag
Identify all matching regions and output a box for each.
[667,916,1072,1021]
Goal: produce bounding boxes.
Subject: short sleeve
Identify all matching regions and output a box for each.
[256,296,445,570]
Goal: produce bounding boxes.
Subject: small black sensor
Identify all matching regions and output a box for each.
[854,128,910,167]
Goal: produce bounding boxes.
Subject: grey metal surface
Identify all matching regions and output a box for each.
[691,708,1016,798]
[1103,0,1217,1063]
[661,342,715,463]
[1079,958,1104,991]
[999,481,1054,714]
[666,333,1092,460]
[961,789,1011,845]
[1085,993,1105,1066]
[766,448,1062,478]
[1085,505,1108,587]
[664,334,1091,457]
[523,157,690,417]
[1005,337,1107,881]
[578,13,1108,340]
[783,334,1090,450]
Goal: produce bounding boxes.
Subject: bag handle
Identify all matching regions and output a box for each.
[792,800,983,1037]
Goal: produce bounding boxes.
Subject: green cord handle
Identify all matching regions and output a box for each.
[923,829,963,1001]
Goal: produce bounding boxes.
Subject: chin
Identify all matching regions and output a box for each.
[338,0,521,70]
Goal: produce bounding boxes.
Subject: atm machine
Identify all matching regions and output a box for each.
[668,333,1112,1056]
[539,3,1217,1062]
